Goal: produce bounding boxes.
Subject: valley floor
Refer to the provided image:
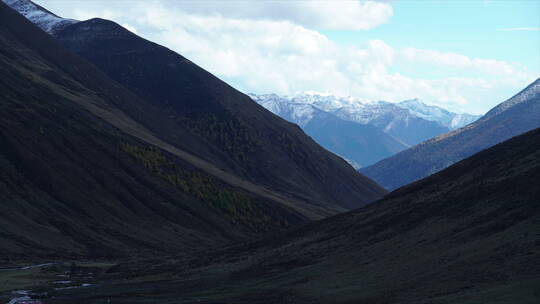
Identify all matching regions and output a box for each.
[3,257,539,304]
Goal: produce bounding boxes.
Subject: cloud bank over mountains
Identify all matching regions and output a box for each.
[39,0,538,114]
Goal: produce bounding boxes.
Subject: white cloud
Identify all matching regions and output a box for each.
[401,47,532,78]
[141,0,394,31]
[38,0,538,114]
[65,0,393,31]
[127,2,536,113]
[72,8,120,21]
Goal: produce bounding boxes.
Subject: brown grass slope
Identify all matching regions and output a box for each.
[68,128,540,303]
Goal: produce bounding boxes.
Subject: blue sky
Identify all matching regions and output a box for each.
[322,0,540,71]
[34,0,540,114]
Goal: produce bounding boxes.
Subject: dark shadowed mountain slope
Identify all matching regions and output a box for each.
[5,1,387,212]
[361,78,540,190]
[72,127,540,304]
[0,1,323,261]
[47,16,385,210]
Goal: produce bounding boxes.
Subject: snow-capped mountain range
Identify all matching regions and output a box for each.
[250,93,480,132]
[3,0,78,34]
[249,93,410,168]
[249,93,320,128]
[249,92,481,168]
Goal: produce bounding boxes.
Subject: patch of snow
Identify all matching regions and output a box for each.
[397,98,480,129]
[250,93,317,127]
[2,0,78,34]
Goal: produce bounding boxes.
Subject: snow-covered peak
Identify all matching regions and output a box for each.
[289,92,374,113]
[250,93,406,128]
[250,92,481,131]
[3,0,78,34]
[249,93,319,127]
[397,98,480,129]
[249,92,459,147]
[398,99,449,122]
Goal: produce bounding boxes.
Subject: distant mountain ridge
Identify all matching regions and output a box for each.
[250,93,409,168]
[361,77,540,190]
[251,92,479,132]
[250,92,479,167]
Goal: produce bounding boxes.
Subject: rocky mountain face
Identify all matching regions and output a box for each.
[361,78,540,190]
[0,1,386,261]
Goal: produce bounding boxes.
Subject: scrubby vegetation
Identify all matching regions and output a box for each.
[120,142,274,229]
